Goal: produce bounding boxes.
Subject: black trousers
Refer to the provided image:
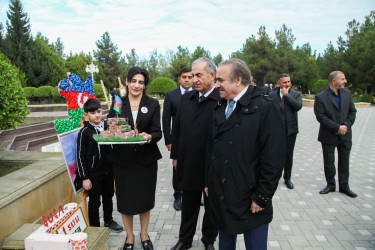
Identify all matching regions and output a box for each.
[173,167,182,200]
[179,190,218,246]
[88,173,114,227]
[283,134,297,180]
[321,139,352,188]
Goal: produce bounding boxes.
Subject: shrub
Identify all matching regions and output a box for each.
[34,86,53,103]
[0,52,29,129]
[93,83,104,98]
[148,77,177,96]
[312,79,329,94]
[51,86,64,103]
[361,93,374,103]
[24,87,36,99]
[352,94,361,103]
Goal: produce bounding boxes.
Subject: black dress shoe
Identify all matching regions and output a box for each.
[204,244,215,250]
[285,179,294,189]
[123,238,134,250]
[141,235,153,250]
[339,188,357,198]
[170,241,191,250]
[174,198,181,211]
[319,186,335,194]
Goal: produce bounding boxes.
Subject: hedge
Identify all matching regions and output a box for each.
[148,77,177,96]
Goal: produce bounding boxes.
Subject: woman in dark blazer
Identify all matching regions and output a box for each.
[108,67,162,250]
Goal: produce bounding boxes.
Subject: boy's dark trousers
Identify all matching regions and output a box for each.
[88,173,114,227]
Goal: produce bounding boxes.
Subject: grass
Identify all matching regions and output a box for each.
[0,162,30,177]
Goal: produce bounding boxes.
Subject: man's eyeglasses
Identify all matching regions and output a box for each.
[181,75,193,79]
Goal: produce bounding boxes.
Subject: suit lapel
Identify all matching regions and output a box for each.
[135,95,149,126]
[325,88,339,110]
[121,97,134,127]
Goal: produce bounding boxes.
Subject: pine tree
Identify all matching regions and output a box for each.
[0,23,4,50]
[51,37,65,59]
[94,32,121,88]
[3,0,32,77]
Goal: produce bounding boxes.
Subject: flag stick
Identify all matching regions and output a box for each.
[100,80,111,109]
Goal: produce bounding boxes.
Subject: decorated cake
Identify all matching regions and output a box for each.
[25,203,88,250]
[93,117,146,143]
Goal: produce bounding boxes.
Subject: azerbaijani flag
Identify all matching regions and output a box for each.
[113,95,123,115]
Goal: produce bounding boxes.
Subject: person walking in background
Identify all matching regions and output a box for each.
[162,67,193,211]
[170,58,219,250]
[205,59,284,250]
[269,73,302,189]
[314,71,357,198]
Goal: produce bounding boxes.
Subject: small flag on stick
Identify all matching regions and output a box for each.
[113,95,122,115]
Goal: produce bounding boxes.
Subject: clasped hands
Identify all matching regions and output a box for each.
[336,125,348,135]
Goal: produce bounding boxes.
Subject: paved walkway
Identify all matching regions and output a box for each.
[99,106,375,249]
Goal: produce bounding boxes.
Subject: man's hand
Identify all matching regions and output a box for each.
[204,187,208,197]
[173,159,177,169]
[166,144,172,151]
[250,200,263,213]
[281,86,290,96]
[83,179,92,190]
[337,125,348,135]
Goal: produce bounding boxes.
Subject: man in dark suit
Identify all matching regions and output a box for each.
[205,59,284,250]
[170,57,219,250]
[162,67,193,211]
[269,73,302,189]
[314,71,357,198]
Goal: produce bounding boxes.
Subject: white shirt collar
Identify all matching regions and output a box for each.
[225,85,249,112]
[199,84,215,98]
[180,85,193,95]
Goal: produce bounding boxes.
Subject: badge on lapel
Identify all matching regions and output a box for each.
[141,107,148,114]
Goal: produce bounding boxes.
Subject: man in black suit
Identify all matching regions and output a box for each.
[269,73,302,189]
[162,67,193,211]
[170,57,219,250]
[314,71,357,198]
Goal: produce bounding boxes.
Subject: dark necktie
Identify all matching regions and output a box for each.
[226,99,235,119]
[199,95,206,103]
[184,90,188,94]
[281,96,285,124]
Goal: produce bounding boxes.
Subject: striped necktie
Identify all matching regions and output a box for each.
[226,99,235,119]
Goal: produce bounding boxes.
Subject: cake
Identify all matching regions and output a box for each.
[93,118,146,143]
[25,203,88,250]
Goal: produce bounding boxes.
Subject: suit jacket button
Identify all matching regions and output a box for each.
[214,139,218,143]
[220,196,224,200]
[224,160,229,164]
[222,178,226,183]
[228,141,233,145]
[212,156,216,160]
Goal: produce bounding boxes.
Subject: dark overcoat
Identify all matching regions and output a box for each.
[268,88,302,135]
[206,86,285,235]
[107,95,162,166]
[171,88,220,191]
[162,88,182,145]
[314,87,356,144]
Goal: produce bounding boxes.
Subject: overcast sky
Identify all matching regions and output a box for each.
[0,0,374,60]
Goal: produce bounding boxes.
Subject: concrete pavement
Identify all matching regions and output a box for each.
[102,106,375,249]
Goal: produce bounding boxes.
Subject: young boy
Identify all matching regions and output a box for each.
[76,98,123,232]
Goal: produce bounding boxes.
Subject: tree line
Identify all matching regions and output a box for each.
[0,0,374,95]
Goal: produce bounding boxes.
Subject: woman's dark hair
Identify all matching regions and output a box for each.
[84,98,101,112]
[126,66,150,98]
